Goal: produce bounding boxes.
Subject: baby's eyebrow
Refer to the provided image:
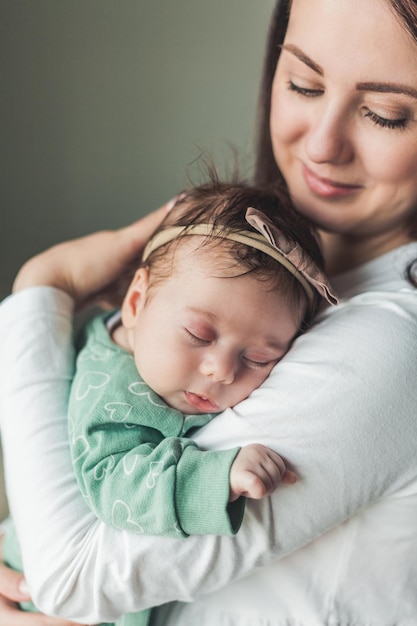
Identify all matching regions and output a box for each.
[186,307,218,324]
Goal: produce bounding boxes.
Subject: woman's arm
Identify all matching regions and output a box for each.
[0,518,87,626]
[2,229,417,623]
[0,563,85,626]
[12,204,170,307]
[0,287,269,623]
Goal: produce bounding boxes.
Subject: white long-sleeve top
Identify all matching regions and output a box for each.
[1,243,417,626]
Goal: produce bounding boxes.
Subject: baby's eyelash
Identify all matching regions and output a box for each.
[183,328,210,346]
[242,356,278,370]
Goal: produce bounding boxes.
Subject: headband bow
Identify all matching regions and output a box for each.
[245,207,338,306]
[142,207,338,308]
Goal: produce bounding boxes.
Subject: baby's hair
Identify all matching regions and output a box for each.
[142,167,325,330]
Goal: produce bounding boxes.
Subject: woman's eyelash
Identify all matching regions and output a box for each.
[288,80,409,131]
[287,80,322,97]
[364,110,407,130]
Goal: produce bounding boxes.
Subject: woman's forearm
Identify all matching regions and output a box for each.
[0,289,278,623]
[1,287,416,623]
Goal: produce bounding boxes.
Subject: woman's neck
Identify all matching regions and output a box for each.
[320,229,413,276]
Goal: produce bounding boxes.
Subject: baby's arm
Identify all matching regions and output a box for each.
[72,410,244,538]
[71,322,295,537]
[229,444,296,502]
[70,322,244,538]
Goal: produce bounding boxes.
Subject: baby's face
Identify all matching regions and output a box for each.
[124,240,303,414]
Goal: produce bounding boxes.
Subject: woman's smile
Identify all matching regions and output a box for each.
[301,162,363,199]
[270,0,417,254]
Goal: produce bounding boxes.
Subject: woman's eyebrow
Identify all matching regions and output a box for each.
[281,45,417,100]
[356,81,417,99]
[281,44,324,76]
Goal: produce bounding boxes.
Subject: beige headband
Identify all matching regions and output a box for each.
[142,207,338,308]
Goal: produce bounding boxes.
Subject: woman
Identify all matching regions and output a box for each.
[1,0,417,624]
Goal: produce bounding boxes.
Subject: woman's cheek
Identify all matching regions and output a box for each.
[361,133,417,185]
[271,90,304,149]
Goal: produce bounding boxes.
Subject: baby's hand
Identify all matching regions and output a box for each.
[229,443,296,502]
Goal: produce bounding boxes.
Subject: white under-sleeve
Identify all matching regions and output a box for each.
[1,242,417,625]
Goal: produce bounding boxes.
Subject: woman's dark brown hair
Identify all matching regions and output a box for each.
[255,0,417,187]
[254,0,292,188]
[254,0,417,283]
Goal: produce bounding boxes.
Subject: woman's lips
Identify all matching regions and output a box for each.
[302,164,362,198]
[184,391,219,413]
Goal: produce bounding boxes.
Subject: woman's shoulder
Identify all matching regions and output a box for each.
[331,242,417,300]
[311,243,417,343]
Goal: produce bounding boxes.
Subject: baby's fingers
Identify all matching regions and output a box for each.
[281,469,297,485]
[265,449,297,485]
[245,449,297,497]
[229,444,296,501]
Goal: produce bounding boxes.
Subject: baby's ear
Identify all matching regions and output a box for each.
[121,267,150,329]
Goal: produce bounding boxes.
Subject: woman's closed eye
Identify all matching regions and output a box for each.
[288,79,411,131]
[287,80,323,98]
[364,109,408,130]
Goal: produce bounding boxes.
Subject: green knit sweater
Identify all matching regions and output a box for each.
[68,314,245,538]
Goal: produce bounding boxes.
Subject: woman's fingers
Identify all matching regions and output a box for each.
[117,201,174,257]
[92,203,173,308]
[0,563,85,626]
[0,598,86,626]
[0,562,30,603]
[13,201,171,308]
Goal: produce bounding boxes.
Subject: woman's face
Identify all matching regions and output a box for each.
[270,0,417,246]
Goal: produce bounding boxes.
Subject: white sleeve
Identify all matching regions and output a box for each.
[1,288,416,624]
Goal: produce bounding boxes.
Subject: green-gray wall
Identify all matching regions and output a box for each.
[1,1,276,300]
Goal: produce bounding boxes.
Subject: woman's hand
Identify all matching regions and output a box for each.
[13,202,171,310]
[0,561,85,626]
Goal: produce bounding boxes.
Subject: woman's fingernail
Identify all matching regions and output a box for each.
[166,193,186,213]
[18,578,30,596]
[166,198,177,213]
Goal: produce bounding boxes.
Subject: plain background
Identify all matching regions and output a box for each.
[0,1,276,520]
[0,1,276,301]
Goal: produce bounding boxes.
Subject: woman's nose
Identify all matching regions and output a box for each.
[200,351,236,385]
[305,103,354,165]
